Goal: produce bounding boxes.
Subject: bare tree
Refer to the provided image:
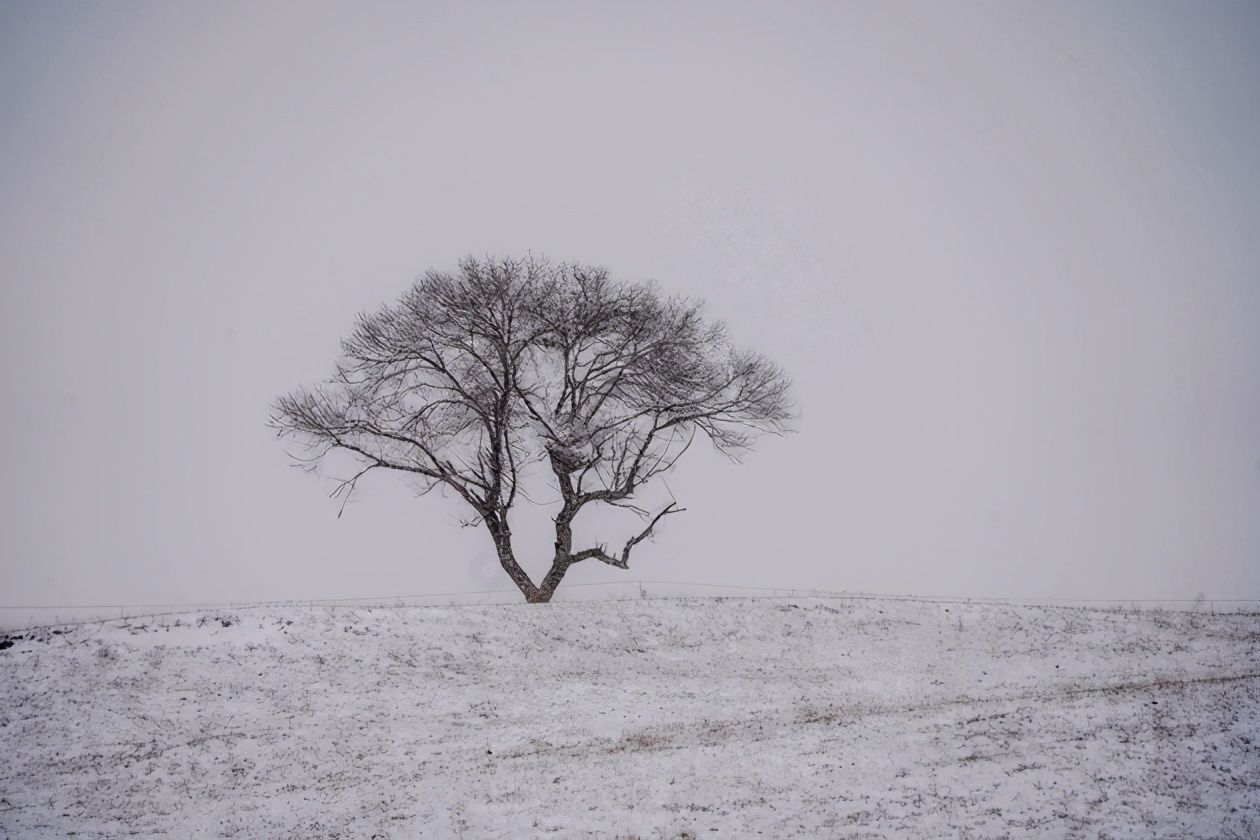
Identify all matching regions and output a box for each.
[272,256,793,602]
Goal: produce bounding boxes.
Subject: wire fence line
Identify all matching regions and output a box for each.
[10,577,1260,608]
[3,580,1258,631]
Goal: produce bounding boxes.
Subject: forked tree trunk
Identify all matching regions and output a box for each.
[484,517,570,604]
[487,500,635,603]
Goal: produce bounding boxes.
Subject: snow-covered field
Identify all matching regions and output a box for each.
[1,597,1257,838]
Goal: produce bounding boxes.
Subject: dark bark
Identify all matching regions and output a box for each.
[484,518,539,602]
[534,505,576,604]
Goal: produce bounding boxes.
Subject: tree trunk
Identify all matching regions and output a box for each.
[533,505,576,603]
[485,518,540,602]
[534,560,569,603]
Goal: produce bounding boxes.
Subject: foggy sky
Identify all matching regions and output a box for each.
[2,0,1258,607]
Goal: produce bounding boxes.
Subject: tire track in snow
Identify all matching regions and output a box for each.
[494,670,1260,761]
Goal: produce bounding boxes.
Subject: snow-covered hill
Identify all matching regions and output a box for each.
[2,597,1257,838]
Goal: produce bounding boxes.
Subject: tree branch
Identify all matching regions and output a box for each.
[570,502,685,569]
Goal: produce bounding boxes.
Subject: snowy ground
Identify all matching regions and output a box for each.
[1,597,1257,838]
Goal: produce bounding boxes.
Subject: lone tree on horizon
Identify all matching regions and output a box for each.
[273,256,793,602]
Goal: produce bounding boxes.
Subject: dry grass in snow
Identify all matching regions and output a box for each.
[1,597,1258,838]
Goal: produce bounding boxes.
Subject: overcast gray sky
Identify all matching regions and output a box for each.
[2,0,1258,607]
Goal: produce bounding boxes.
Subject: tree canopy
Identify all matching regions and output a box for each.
[273,256,793,602]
